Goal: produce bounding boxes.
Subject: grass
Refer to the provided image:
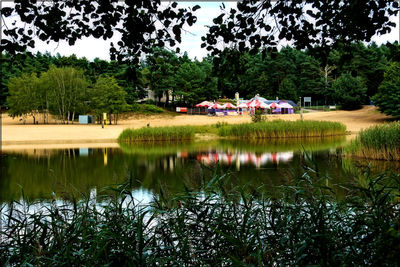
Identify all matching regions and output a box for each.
[345,122,400,161]
[218,120,347,139]
[1,164,399,265]
[119,120,347,142]
[118,126,195,142]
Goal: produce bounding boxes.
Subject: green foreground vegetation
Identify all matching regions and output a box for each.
[1,166,399,265]
[345,122,400,161]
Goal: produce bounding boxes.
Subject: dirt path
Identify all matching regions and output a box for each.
[1,106,392,147]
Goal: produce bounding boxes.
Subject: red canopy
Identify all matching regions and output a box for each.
[221,103,237,109]
[248,100,269,109]
[195,101,213,107]
[269,102,279,108]
[208,103,224,109]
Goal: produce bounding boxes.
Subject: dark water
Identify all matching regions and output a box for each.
[1,137,399,203]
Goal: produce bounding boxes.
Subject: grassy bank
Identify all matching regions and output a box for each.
[1,168,399,265]
[345,122,400,161]
[218,120,346,138]
[118,126,195,142]
[119,120,347,142]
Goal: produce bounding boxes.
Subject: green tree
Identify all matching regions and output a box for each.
[332,73,367,110]
[7,73,41,124]
[174,60,218,105]
[372,62,400,118]
[41,66,89,124]
[90,75,128,124]
[277,77,297,101]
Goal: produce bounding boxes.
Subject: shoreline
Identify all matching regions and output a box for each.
[1,106,392,148]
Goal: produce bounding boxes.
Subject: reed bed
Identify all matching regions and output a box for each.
[1,168,399,266]
[118,126,195,142]
[345,122,400,161]
[218,120,347,138]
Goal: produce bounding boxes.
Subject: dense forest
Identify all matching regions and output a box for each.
[1,42,400,119]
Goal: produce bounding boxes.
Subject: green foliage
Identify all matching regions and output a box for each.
[372,62,400,118]
[345,122,400,161]
[1,168,399,265]
[251,110,266,123]
[41,66,89,122]
[219,120,346,138]
[277,76,297,100]
[91,75,128,122]
[7,73,41,120]
[118,126,195,142]
[332,73,367,110]
[2,42,399,109]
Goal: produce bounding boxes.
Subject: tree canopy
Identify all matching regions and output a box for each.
[202,0,399,63]
[372,62,400,118]
[1,0,200,63]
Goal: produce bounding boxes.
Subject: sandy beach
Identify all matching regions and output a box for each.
[1,106,392,148]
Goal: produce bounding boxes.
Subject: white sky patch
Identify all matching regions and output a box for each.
[1,1,399,61]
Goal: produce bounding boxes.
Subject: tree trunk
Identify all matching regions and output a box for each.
[67,111,70,124]
[72,112,75,124]
[109,114,112,125]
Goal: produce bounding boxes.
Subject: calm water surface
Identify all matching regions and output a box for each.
[1,137,398,203]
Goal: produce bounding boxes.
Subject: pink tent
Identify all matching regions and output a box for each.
[238,103,248,108]
[208,103,224,109]
[248,100,270,109]
[195,101,213,107]
[269,102,279,109]
[221,103,237,109]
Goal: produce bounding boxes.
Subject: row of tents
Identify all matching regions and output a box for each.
[195,95,296,114]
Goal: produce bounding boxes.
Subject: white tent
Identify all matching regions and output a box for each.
[278,102,293,109]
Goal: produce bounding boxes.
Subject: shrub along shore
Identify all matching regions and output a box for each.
[345,122,400,161]
[118,120,347,142]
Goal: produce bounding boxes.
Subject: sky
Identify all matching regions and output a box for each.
[2,1,399,61]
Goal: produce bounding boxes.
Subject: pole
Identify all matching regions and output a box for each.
[299,97,303,120]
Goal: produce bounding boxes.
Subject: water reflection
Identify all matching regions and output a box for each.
[1,136,398,203]
[195,151,294,169]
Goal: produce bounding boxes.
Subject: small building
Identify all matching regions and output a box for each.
[79,115,94,124]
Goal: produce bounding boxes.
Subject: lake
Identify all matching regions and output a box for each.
[1,136,398,203]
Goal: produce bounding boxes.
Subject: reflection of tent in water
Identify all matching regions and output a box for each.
[195,151,294,167]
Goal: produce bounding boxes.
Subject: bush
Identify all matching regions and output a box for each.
[251,110,266,123]
[129,103,164,114]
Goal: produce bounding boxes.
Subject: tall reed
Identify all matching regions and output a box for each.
[218,120,347,138]
[118,126,195,142]
[345,122,400,161]
[1,168,399,265]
